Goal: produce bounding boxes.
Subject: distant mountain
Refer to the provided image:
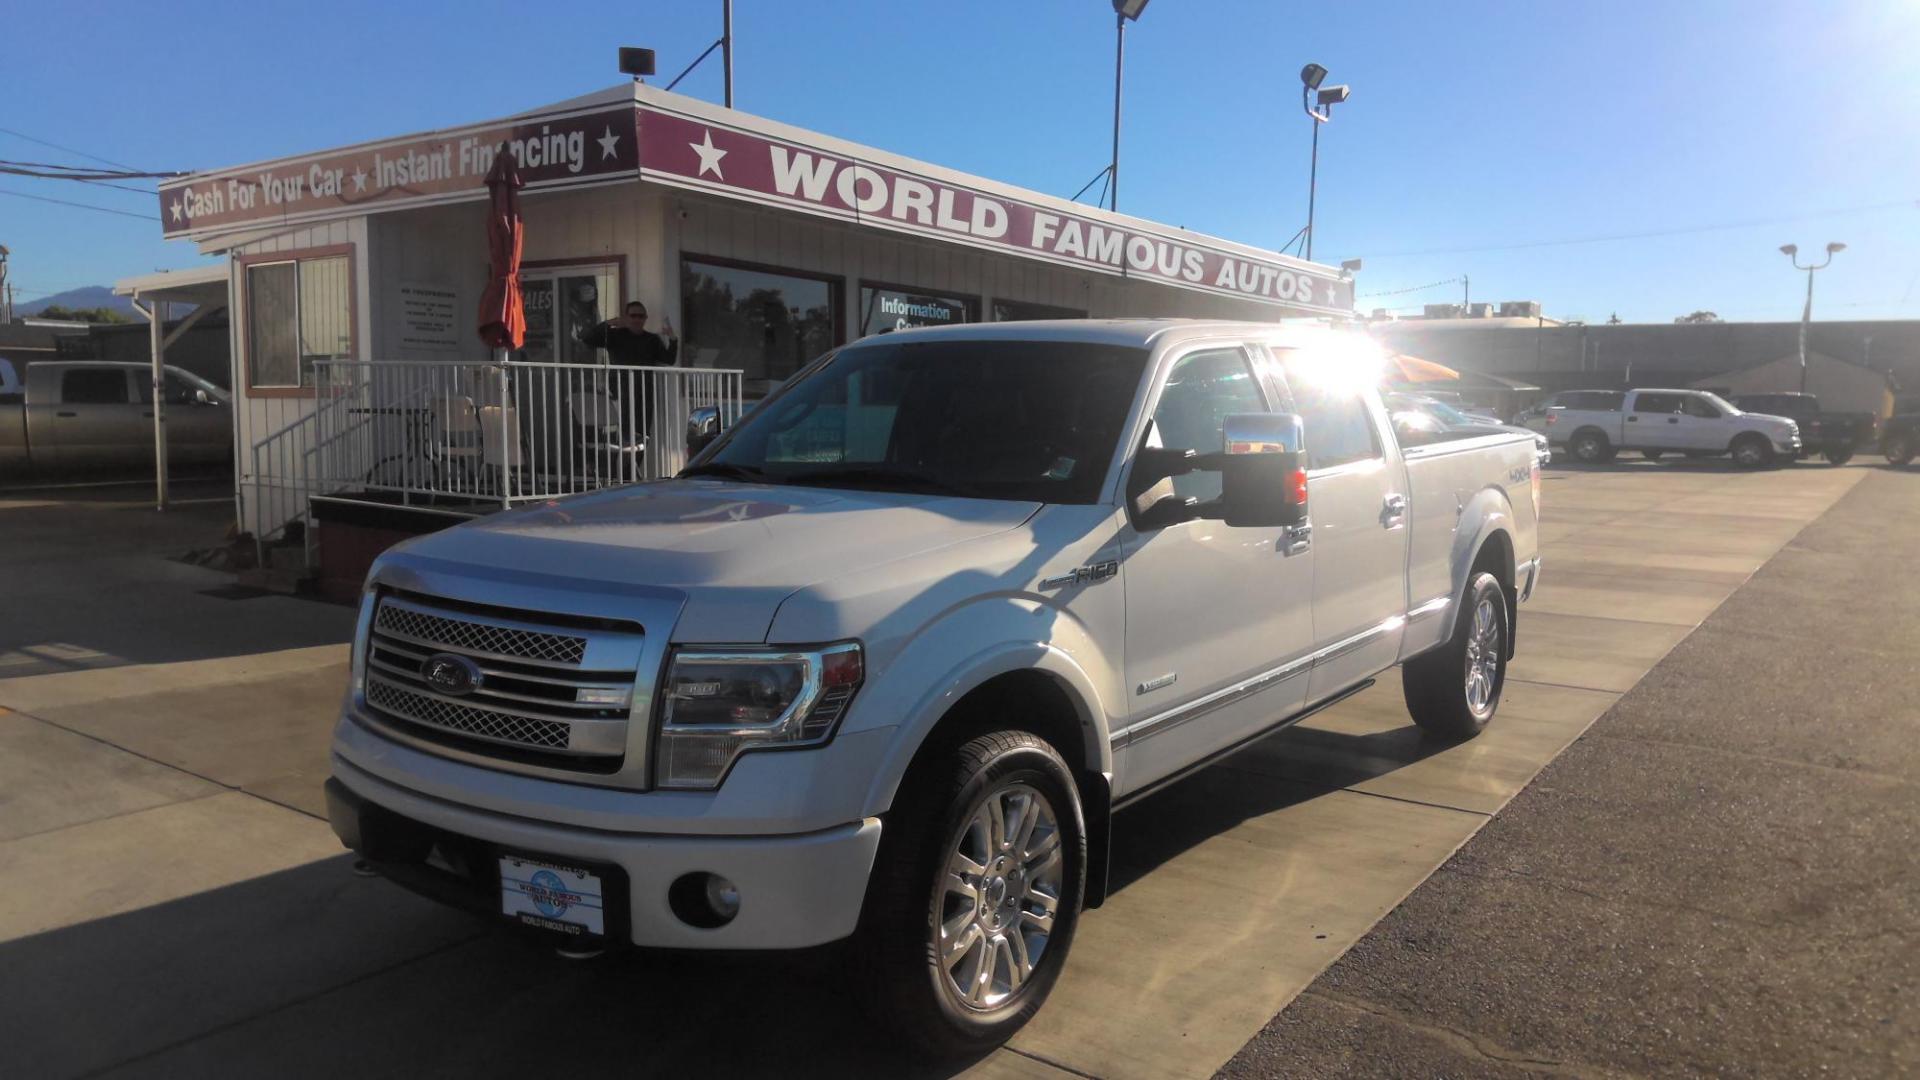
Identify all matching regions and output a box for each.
[17,286,136,319]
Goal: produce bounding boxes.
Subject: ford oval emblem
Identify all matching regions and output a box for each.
[421,652,483,696]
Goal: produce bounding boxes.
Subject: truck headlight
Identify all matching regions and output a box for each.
[655,643,864,789]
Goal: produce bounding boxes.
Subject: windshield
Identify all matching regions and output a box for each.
[689,339,1148,503]
[1697,391,1740,414]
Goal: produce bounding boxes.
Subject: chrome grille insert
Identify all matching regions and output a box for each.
[374,603,587,666]
[363,595,643,761]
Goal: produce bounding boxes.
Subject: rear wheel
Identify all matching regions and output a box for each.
[1731,434,1774,468]
[861,730,1086,1056]
[1824,447,1855,466]
[1404,572,1509,740]
[1885,433,1915,467]
[1569,429,1612,464]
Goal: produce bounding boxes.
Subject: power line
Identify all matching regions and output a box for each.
[1360,276,1461,299]
[0,187,158,222]
[0,126,141,172]
[1351,198,1920,260]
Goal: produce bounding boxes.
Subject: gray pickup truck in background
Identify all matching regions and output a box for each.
[0,360,231,478]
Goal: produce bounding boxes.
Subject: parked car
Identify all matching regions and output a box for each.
[1881,413,1920,466]
[1728,392,1874,466]
[0,361,231,478]
[1387,392,1550,464]
[324,320,1541,1052]
[1519,388,1799,466]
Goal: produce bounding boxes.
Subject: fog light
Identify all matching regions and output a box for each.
[668,871,741,928]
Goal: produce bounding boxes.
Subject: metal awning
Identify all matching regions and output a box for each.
[114,265,232,510]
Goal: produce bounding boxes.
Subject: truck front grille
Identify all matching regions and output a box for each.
[362,594,645,762]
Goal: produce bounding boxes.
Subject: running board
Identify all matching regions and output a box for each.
[1113,678,1377,811]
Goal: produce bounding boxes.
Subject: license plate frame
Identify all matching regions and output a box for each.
[497,853,610,939]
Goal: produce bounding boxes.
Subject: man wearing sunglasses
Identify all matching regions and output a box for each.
[580,300,679,367]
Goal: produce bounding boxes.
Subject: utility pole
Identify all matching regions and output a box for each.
[722,0,734,107]
[1461,275,1469,313]
[1110,10,1126,211]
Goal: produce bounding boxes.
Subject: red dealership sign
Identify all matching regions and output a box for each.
[159,105,640,239]
[636,106,1353,314]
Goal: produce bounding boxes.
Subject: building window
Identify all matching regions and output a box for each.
[681,256,840,395]
[245,253,352,390]
[992,298,1087,322]
[859,282,978,338]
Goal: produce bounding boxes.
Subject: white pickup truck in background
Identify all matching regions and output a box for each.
[1517,387,1800,466]
[325,320,1542,1053]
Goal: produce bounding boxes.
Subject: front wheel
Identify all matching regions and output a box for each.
[860,730,1086,1056]
[1824,447,1855,466]
[1731,434,1774,468]
[1885,433,1915,467]
[1404,572,1509,740]
[1569,429,1612,464]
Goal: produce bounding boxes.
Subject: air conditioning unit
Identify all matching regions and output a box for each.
[1468,303,1494,318]
[1424,304,1463,319]
[1498,300,1542,318]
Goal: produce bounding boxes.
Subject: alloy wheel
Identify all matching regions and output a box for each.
[934,782,1064,1011]
[1463,596,1503,718]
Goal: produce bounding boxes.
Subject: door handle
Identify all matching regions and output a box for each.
[1667,417,1680,424]
[1382,493,1408,528]
[55,410,77,418]
[1627,415,1640,422]
[1283,522,1312,555]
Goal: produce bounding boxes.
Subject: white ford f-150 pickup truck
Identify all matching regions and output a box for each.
[1519,387,1800,466]
[326,319,1541,1051]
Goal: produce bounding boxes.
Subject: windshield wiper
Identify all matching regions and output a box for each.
[678,461,770,482]
[782,465,975,497]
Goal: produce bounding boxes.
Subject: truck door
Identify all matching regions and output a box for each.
[46,367,145,469]
[147,370,231,465]
[1278,355,1410,703]
[1115,344,1314,796]
[1676,392,1734,450]
[1625,391,1688,450]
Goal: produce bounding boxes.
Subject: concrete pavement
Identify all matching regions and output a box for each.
[0,463,1871,1078]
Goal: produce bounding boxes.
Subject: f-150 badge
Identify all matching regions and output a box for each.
[1039,560,1118,591]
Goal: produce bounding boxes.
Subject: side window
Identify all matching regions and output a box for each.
[1634,393,1683,414]
[1682,396,1721,419]
[1144,348,1267,502]
[1282,362,1382,470]
[61,368,131,405]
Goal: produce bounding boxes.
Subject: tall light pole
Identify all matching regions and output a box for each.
[1109,0,1149,212]
[1299,63,1350,263]
[1780,241,1845,394]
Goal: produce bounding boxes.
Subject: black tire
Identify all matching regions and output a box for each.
[1885,433,1915,467]
[860,730,1086,1056]
[1641,449,1666,461]
[1824,447,1855,466]
[1731,433,1774,468]
[1404,571,1509,740]
[1569,429,1611,464]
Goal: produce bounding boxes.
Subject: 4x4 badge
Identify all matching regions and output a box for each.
[1039,560,1118,591]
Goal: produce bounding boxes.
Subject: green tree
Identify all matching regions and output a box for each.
[34,304,131,324]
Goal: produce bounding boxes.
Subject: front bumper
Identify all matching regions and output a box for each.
[327,758,882,950]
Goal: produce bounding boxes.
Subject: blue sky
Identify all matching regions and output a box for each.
[3,0,1916,323]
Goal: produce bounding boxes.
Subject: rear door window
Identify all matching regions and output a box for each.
[1633,393,1685,414]
[61,368,132,405]
[1280,359,1382,470]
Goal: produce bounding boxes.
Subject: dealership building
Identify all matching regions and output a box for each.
[147,81,1355,565]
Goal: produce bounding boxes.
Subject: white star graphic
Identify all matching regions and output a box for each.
[597,125,622,161]
[351,166,368,192]
[1326,281,1338,306]
[169,198,183,222]
[690,130,727,180]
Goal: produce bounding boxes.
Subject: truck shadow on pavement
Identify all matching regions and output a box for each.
[1,723,1443,1078]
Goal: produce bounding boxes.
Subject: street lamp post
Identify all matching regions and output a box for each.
[1779,241,1845,394]
[1109,0,1149,212]
[1298,63,1350,263]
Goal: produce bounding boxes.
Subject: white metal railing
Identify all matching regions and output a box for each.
[244,359,743,550]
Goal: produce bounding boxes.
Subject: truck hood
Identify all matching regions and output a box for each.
[380,479,1041,642]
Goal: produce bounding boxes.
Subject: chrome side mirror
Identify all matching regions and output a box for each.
[1223,412,1304,456]
[1216,412,1309,529]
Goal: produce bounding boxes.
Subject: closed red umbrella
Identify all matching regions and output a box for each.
[477,153,525,351]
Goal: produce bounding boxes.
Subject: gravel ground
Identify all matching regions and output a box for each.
[1219,465,1920,1079]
